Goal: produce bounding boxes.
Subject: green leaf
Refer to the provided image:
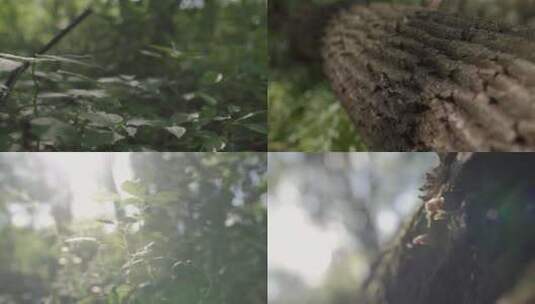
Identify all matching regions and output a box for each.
[110,285,133,304]
[83,129,114,147]
[0,53,38,62]
[241,123,267,134]
[96,219,115,225]
[122,197,143,205]
[200,71,223,86]
[150,191,180,204]
[0,58,22,72]
[66,89,108,98]
[30,117,78,144]
[64,237,97,243]
[126,118,158,127]
[172,113,199,124]
[196,92,218,106]
[81,112,123,127]
[37,54,95,67]
[203,134,226,151]
[38,92,71,99]
[165,126,187,139]
[227,105,241,113]
[235,111,265,122]
[121,180,147,198]
[139,50,163,58]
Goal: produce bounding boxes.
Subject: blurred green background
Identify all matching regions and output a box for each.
[268,0,535,152]
[268,153,437,304]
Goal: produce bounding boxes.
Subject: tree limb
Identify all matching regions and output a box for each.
[0,7,93,105]
[360,153,535,303]
[322,4,535,151]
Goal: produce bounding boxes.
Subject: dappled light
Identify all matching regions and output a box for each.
[0,152,267,303]
[0,0,266,151]
[268,153,437,304]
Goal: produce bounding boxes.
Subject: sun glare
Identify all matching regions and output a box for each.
[269,179,349,287]
[37,153,133,221]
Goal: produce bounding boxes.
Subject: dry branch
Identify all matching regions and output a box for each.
[0,7,93,104]
[322,4,535,151]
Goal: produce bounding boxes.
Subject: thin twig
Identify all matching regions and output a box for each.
[0,7,93,104]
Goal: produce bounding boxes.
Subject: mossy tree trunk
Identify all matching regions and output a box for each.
[320,3,535,151]
[360,153,535,303]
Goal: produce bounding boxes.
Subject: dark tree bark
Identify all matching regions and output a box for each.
[318,3,535,151]
[360,153,535,304]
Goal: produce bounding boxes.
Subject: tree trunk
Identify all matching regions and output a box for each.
[321,4,535,151]
[360,153,535,303]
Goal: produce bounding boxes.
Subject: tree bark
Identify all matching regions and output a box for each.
[322,4,535,151]
[360,153,535,304]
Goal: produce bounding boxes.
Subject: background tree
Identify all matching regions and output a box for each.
[360,153,535,303]
[270,153,535,304]
[268,153,437,304]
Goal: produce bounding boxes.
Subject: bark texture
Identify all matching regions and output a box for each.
[322,4,535,151]
[360,153,535,304]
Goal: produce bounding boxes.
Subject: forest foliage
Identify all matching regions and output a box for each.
[0,153,267,303]
[0,0,267,151]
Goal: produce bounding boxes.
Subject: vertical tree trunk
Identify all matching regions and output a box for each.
[360,153,535,304]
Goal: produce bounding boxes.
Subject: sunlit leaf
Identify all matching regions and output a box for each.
[126,118,157,127]
[214,115,231,121]
[111,285,133,304]
[196,92,218,106]
[121,180,147,198]
[172,112,199,124]
[139,50,163,58]
[241,123,267,134]
[200,71,223,85]
[227,105,241,113]
[0,53,37,62]
[0,58,22,72]
[67,89,107,98]
[96,219,116,225]
[57,69,94,82]
[122,197,143,205]
[38,92,71,99]
[81,112,123,127]
[65,237,98,243]
[150,191,180,204]
[203,134,226,152]
[37,54,95,67]
[235,111,265,122]
[165,126,187,139]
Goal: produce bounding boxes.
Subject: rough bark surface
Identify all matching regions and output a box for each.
[360,153,535,304]
[322,4,535,151]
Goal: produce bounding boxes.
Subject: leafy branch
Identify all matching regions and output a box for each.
[0,7,93,105]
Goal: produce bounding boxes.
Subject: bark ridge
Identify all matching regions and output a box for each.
[322,4,535,151]
[360,153,535,304]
